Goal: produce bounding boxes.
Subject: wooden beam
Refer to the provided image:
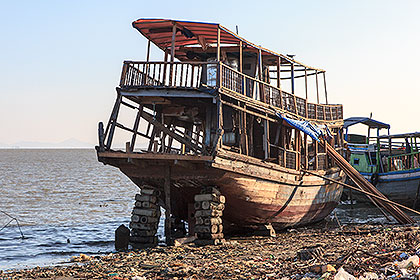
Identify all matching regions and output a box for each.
[146,40,151,62]
[98,151,212,161]
[239,41,243,73]
[105,93,122,149]
[291,63,295,94]
[323,72,328,104]
[315,70,320,104]
[277,57,281,88]
[217,26,221,62]
[258,49,264,102]
[141,110,202,153]
[130,105,144,151]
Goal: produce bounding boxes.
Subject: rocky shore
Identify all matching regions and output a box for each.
[2,223,420,279]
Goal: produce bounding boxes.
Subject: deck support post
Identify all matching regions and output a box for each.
[164,165,173,245]
[258,49,264,102]
[169,24,177,86]
[105,92,122,149]
[263,116,270,159]
[217,26,220,62]
[315,70,320,104]
[323,72,328,104]
[130,105,143,152]
[291,63,295,94]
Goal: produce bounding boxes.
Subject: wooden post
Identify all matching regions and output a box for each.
[244,106,249,155]
[105,93,122,149]
[263,117,270,159]
[217,98,224,148]
[205,107,212,147]
[296,130,300,170]
[277,57,281,88]
[130,105,143,151]
[277,57,283,109]
[315,70,320,104]
[217,26,221,62]
[146,40,151,61]
[304,67,308,118]
[323,72,328,104]
[169,24,176,86]
[304,134,308,169]
[239,41,243,95]
[258,49,264,102]
[164,166,173,245]
[304,68,308,100]
[291,63,295,94]
[163,50,169,86]
[239,41,243,73]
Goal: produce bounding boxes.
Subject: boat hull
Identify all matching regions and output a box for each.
[217,172,343,228]
[345,168,420,207]
[98,151,345,229]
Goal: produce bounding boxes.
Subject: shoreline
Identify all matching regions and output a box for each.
[2,223,420,279]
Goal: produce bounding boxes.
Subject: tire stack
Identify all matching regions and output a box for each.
[129,187,160,249]
[194,186,225,246]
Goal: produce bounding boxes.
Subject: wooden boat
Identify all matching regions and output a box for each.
[344,117,420,208]
[96,19,346,240]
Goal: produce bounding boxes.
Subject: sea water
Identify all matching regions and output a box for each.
[0,149,164,270]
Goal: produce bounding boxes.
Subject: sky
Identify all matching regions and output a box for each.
[1,0,419,146]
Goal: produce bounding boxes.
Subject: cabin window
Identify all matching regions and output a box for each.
[353,158,360,165]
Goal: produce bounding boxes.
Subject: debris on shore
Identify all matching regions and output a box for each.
[2,224,420,279]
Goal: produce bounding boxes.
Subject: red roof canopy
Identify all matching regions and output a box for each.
[132,18,324,71]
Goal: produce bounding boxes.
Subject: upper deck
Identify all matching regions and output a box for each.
[97,19,345,174]
[119,19,343,122]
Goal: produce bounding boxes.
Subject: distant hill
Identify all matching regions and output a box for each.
[5,138,94,148]
[0,142,9,148]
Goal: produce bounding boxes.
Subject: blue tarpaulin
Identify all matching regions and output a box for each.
[275,112,325,141]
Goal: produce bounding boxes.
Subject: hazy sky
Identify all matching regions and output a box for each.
[1,0,419,145]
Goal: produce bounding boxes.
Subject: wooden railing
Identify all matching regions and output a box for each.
[119,61,343,121]
[120,61,213,88]
[220,63,343,121]
[386,151,420,172]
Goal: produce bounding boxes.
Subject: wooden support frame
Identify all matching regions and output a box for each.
[130,105,143,152]
[105,93,122,149]
[323,72,328,104]
[291,63,295,94]
[239,41,243,73]
[141,110,203,153]
[315,70,320,104]
[258,49,264,102]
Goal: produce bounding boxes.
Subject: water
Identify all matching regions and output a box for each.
[0,149,164,270]
[0,149,400,270]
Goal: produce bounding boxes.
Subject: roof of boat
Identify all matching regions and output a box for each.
[378,132,420,139]
[132,18,324,72]
[344,117,390,129]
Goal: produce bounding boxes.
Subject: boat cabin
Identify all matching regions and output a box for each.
[345,117,420,174]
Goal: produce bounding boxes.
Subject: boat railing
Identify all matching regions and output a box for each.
[119,61,343,121]
[120,61,211,89]
[384,151,420,172]
[219,63,343,121]
[278,147,298,169]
